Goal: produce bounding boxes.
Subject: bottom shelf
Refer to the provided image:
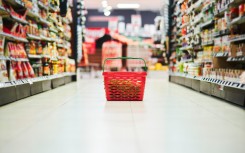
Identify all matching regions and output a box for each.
[0,73,76,106]
[169,75,245,107]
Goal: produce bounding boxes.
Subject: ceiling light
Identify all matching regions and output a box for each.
[104,10,111,16]
[117,3,140,9]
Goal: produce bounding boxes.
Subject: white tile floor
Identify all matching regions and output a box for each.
[0,76,245,153]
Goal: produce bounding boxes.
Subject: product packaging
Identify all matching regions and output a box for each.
[9,61,17,81]
[13,61,23,80]
[0,36,5,56]
[0,60,9,82]
[21,62,29,78]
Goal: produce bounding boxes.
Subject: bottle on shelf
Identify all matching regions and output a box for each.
[42,58,50,76]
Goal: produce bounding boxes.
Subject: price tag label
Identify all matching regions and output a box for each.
[5,82,12,87]
[240,84,245,90]
[11,81,17,86]
[26,79,33,84]
[231,83,240,88]
[216,52,223,57]
[227,57,232,61]
[0,83,4,88]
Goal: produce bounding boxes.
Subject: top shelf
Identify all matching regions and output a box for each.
[4,0,25,8]
[38,1,49,11]
[230,0,245,7]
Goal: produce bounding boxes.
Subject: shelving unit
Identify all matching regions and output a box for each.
[0,0,77,106]
[168,0,245,107]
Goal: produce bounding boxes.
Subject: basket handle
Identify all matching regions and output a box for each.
[103,57,147,72]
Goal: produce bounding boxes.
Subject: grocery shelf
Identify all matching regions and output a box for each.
[27,34,41,40]
[10,57,29,62]
[56,26,64,32]
[231,16,245,25]
[229,35,245,43]
[48,16,58,25]
[170,38,177,43]
[213,52,229,57]
[42,55,51,59]
[168,0,245,107]
[200,19,214,29]
[39,18,51,26]
[181,59,193,63]
[28,54,42,59]
[193,0,203,12]
[213,29,230,37]
[0,32,28,42]
[191,19,202,26]
[181,22,190,28]
[6,0,25,8]
[214,5,228,17]
[3,15,29,25]
[37,73,75,81]
[26,9,40,20]
[40,35,55,42]
[0,55,10,60]
[180,46,193,51]
[202,2,214,12]
[49,27,59,34]
[227,56,245,62]
[0,72,76,106]
[58,56,67,60]
[193,46,203,51]
[170,73,245,91]
[0,0,75,107]
[202,41,214,46]
[181,33,193,40]
[38,1,49,10]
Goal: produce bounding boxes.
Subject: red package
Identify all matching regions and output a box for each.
[25,62,35,78]
[8,42,16,58]
[10,61,17,81]
[17,43,27,58]
[16,61,23,79]
[21,62,29,78]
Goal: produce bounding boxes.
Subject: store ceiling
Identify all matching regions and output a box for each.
[84,0,167,10]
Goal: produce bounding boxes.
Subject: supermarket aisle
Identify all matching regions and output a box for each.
[0,77,245,153]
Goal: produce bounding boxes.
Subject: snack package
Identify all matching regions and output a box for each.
[9,62,17,81]
[21,62,29,78]
[25,62,35,78]
[0,36,5,56]
[17,43,27,58]
[240,71,245,84]
[6,42,16,58]
[16,61,23,79]
[0,60,9,82]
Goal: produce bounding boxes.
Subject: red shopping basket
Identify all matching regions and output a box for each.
[103,57,147,101]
